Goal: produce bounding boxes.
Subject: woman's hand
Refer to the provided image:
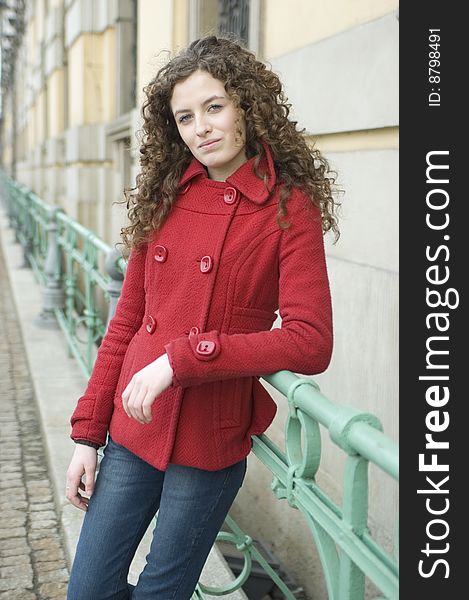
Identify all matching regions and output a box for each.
[66,444,97,511]
[122,353,174,424]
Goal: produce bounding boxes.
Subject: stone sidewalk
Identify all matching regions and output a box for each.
[0,242,69,598]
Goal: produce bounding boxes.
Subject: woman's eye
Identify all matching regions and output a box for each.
[208,104,223,112]
[178,114,192,124]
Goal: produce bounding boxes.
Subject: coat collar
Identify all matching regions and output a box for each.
[178,142,277,205]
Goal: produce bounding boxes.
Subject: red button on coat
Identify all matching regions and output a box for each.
[154,245,168,263]
[200,256,213,273]
[223,187,237,204]
[196,340,216,356]
[146,315,157,334]
[189,327,200,337]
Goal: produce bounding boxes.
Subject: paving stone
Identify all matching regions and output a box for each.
[29,538,62,552]
[0,527,27,540]
[0,431,21,439]
[28,529,60,541]
[29,493,54,504]
[1,515,26,528]
[8,488,27,500]
[0,500,28,511]
[29,502,55,513]
[0,563,34,581]
[26,480,52,490]
[0,481,24,492]
[30,520,58,531]
[1,472,24,482]
[0,589,36,600]
[2,509,27,521]
[37,567,69,584]
[29,510,57,522]
[34,548,65,563]
[0,553,31,567]
[0,441,22,449]
[0,575,34,592]
[35,559,66,572]
[24,465,47,476]
[0,538,29,554]
[0,464,22,473]
[38,582,68,598]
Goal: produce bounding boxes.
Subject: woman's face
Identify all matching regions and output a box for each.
[170,70,247,181]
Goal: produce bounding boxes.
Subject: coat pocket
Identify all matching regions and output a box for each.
[229,306,276,334]
[213,377,253,429]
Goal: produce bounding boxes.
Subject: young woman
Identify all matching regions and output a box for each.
[66,35,339,600]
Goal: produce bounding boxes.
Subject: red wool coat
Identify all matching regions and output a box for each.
[70,145,333,471]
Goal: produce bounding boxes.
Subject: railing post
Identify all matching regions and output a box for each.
[16,185,29,244]
[104,248,124,328]
[20,193,34,268]
[11,187,20,239]
[0,179,14,225]
[34,206,65,328]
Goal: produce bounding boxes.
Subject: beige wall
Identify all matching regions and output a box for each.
[263,0,399,57]
[68,36,85,127]
[28,105,35,149]
[28,16,36,57]
[68,31,116,127]
[101,29,116,123]
[173,0,189,51]
[137,0,175,110]
[47,69,66,137]
[312,127,399,153]
[36,89,46,145]
[35,0,45,43]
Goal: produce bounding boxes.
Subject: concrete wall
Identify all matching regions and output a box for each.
[269,14,398,136]
[137,0,174,111]
[263,0,398,57]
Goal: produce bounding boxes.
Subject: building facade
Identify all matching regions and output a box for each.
[0,1,399,597]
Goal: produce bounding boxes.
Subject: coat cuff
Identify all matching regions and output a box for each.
[74,439,101,450]
[70,415,108,448]
[164,331,221,388]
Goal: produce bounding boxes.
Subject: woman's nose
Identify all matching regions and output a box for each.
[195,117,212,136]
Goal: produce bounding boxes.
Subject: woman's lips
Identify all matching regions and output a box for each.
[199,139,221,150]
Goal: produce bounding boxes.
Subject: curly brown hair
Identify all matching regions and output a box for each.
[121,35,340,251]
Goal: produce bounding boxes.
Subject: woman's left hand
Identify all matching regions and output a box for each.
[122,353,174,424]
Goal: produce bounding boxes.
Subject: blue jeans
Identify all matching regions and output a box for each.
[67,436,247,600]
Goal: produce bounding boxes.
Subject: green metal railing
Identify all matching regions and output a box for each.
[0,171,399,600]
[54,211,126,375]
[0,171,126,375]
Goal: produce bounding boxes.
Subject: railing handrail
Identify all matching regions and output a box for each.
[56,210,115,255]
[264,370,399,480]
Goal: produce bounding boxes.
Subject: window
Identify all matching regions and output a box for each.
[189,0,260,54]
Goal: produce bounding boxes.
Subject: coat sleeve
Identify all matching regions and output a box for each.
[70,244,147,445]
[164,193,333,388]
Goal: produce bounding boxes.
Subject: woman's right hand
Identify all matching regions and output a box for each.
[66,444,97,511]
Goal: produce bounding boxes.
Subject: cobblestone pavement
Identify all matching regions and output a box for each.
[0,244,69,598]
